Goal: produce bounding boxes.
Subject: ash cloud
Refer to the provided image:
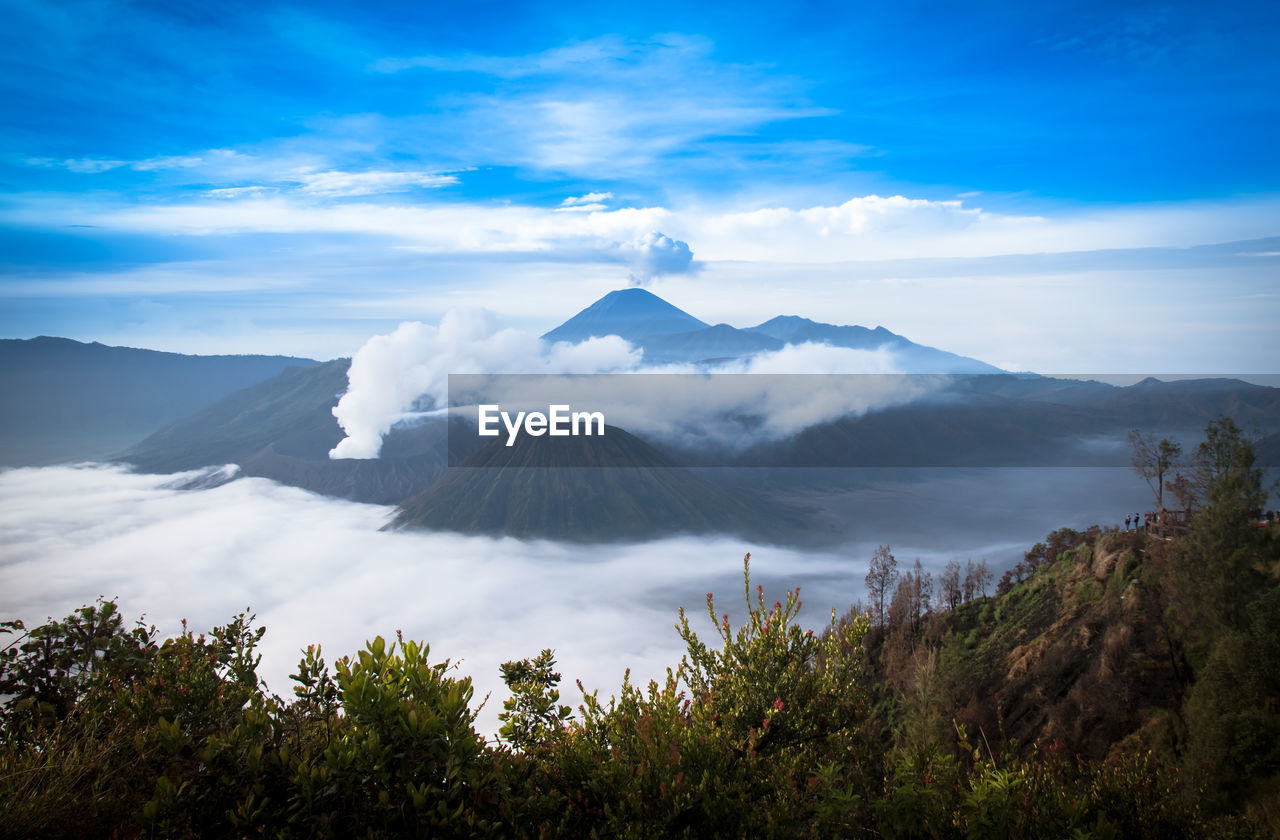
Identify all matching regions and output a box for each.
[621,231,695,286]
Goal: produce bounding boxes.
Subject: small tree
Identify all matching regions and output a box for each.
[974,558,993,598]
[911,559,933,628]
[940,561,962,611]
[1193,415,1265,516]
[866,545,899,628]
[498,649,573,751]
[1128,429,1182,511]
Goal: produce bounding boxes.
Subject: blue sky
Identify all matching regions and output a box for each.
[1,0,1278,372]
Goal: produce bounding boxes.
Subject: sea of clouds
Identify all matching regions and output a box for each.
[0,463,868,736]
[0,462,1153,736]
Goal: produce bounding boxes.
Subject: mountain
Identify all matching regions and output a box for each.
[749,315,898,346]
[637,323,786,364]
[389,424,811,543]
[540,291,1002,371]
[747,315,1002,373]
[717,375,1280,468]
[541,288,709,344]
[121,359,479,504]
[0,337,319,466]
[123,359,353,472]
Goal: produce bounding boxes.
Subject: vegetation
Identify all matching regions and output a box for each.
[2,417,1277,837]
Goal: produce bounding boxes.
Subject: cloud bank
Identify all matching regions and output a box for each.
[0,464,859,736]
[0,464,1152,734]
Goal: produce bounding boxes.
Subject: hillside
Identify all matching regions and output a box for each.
[390,424,811,543]
[0,337,319,466]
[122,359,353,472]
[888,527,1184,760]
[122,360,478,503]
[861,418,1280,827]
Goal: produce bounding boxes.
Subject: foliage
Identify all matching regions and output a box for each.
[498,648,572,751]
[500,553,880,837]
[4,420,1279,840]
[1129,429,1183,511]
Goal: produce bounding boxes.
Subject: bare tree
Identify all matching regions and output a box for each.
[865,545,898,628]
[962,559,977,603]
[1128,429,1182,510]
[888,574,913,631]
[940,560,962,611]
[913,558,933,624]
[974,558,993,598]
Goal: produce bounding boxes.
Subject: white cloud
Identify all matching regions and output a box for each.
[23,148,456,199]
[554,203,608,213]
[0,464,1156,736]
[11,188,1275,266]
[29,153,210,174]
[561,191,614,206]
[365,35,834,179]
[556,192,615,213]
[621,231,695,284]
[330,310,642,458]
[206,186,274,199]
[370,36,646,78]
[0,464,860,737]
[293,169,459,197]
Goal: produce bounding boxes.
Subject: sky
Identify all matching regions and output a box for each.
[1,0,1278,372]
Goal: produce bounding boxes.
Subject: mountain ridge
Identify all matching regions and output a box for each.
[542,289,1002,372]
[0,336,320,466]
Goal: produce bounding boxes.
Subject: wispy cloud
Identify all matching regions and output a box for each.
[21,149,459,199]
[556,191,615,212]
[292,169,459,197]
[366,35,838,180]
[27,153,206,174]
[369,36,640,77]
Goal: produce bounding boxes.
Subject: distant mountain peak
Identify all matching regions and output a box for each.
[542,290,1002,372]
[541,288,709,344]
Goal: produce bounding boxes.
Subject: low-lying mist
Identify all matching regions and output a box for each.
[0,462,1160,736]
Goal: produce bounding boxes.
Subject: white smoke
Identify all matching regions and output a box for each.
[621,231,695,286]
[330,309,641,459]
[460,365,938,453]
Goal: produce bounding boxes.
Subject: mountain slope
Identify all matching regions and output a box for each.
[863,526,1193,775]
[390,424,810,542]
[0,337,319,466]
[748,315,1002,373]
[637,323,786,364]
[122,359,353,472]
[541,291,1002,370]
[122,360,481,503]
[541,288,709,344]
